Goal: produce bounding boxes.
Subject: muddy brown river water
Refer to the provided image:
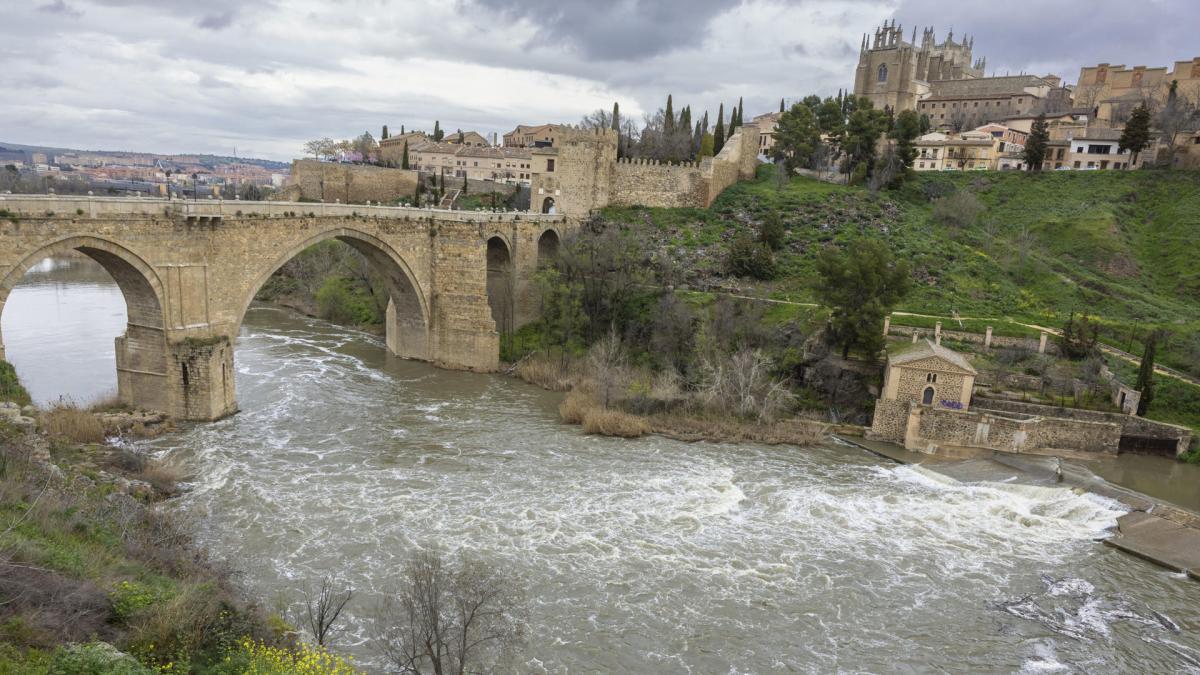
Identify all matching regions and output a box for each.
[5,256,1200,673]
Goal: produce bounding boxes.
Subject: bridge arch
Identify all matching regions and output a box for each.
[239,227,431,361]
[537,227,561,266]
[0,235,169,411]
[485,235,515,334]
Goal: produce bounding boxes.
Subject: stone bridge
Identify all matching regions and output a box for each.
[0,195,567,420]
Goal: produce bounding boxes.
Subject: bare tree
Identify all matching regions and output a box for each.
[579,108,614,130]
[374,549,526,675]
[1155,84,1200,167]
[588,328,629,408]
[698,349,793,423]
[304,576,354,647]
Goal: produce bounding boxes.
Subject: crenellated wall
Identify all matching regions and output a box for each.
[530,124,760,215]
[611,158,707,209]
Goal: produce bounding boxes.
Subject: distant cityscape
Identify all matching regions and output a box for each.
[0,143,289,199]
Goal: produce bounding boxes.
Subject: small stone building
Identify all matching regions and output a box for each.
[880,339,976,410]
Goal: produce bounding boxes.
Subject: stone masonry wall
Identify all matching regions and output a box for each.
[973,397,1192,443]
[610,159,708,209]
[535,124,760,215]
[700,124,760,207]
[287,159,419,204]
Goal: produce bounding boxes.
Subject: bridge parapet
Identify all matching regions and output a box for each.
[0,194,564,225]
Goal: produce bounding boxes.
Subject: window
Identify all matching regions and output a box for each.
[878,64,888,82]
[926,373,937,383]
[546,159,555,172]
[1074,160,1081,168]
[1087,144,1112,154]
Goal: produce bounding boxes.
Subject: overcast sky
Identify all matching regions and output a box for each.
[4,0,1196,161]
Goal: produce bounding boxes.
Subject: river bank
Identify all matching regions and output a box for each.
[0,397,351,672]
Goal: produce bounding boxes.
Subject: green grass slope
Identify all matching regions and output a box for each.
[601,166,1200,379]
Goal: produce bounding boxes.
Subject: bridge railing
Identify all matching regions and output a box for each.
[0,193,562,223]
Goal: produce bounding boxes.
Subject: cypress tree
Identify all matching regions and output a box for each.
[1119,103,1152,166]
[1135,330,1161,416]
[382,124,389,140]
[780,98,785,113]
[611,101,620,131]
[665,94,675,135]
[401,125,405,135]
[737,97,744,127]
[680,106,691,135]
[401,140,410,169]
[1023,113,1049,171]
[433,121,443,141]
[714,103,726,155]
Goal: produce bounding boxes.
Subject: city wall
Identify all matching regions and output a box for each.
[533,124,760,216]
[286,160,419,204]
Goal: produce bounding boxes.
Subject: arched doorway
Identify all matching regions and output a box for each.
[486,236,513,334]
[922,386,935,405]
[537,229,560,266]
[541,197,556,214]
[0,237,168,412]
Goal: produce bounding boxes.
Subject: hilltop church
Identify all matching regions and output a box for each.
[852,20,1072,128]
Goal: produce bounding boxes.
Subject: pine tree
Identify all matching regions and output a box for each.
[433,121,443,142]
[401,140,410,169]
[714,103,726,155]
[664,94,675,135]
[382,124,389,140]
[1135,330,1161,416]
[1023,113,1049,172]
[1119,103,1152,166]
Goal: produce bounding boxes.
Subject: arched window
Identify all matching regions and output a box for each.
[922,386,935,405]
[878,64,889,83]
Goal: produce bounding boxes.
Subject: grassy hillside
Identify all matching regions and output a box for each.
[601,166,1200,379]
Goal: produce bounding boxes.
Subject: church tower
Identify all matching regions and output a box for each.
[853,21,985,112]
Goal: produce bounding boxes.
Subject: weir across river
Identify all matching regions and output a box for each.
[0,195,567,419]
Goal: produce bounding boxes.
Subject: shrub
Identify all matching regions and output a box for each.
[315,277,380,326]
[920,179,956,202]
[581,407,649,438]
[758,210,785,251]
[557,390,590,424]
[0,360,31,405]
[50,642,152,674]
[109,581,163,622]
[210,639,356,675]
[931,189,984,229]
[726,236,777,280]
[42,404,105,444]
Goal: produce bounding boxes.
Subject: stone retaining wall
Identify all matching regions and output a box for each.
[973,397,1191,440]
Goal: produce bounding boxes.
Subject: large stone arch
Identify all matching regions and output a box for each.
[0,235,169,412]
[238,227,431,362]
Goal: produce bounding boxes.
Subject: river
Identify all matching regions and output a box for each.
[6,256,1200,673]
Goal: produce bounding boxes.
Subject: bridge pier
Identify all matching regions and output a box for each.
[168,336,238,421]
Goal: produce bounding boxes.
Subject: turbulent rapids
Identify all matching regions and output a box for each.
[5,263,1200,673]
